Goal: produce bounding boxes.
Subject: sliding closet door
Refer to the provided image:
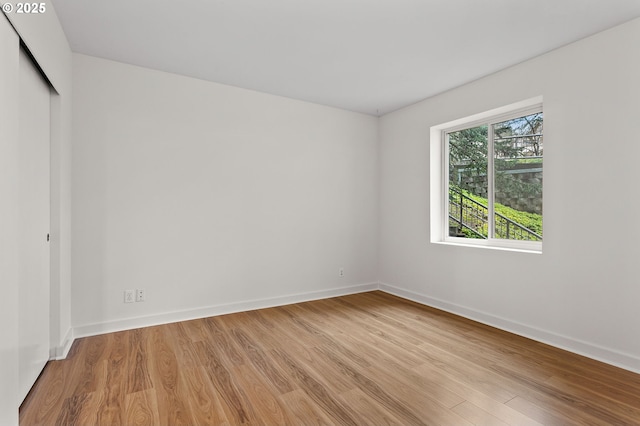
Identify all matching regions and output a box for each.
[18,47,51,402]
[0,14,21,424]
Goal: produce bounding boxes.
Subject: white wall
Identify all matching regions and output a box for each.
[379,17,640,372]
[71,54,379,334]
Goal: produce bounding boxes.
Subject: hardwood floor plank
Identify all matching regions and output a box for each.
[283,304,373,369]
[194,340,256,424]
[417,340,611,425]
[339,388,408,425]
[488,359,627,425]
[69,334,108,396]
[544,374,640,420]
[179,366,231,425]
[203,316,245,366]
[370,288,640,396]
[415,341,518,402]
[289,345,360,394]
[278,389,335,426]
[355,293,555,381]
[19,362,68,426]
[412,363,544,426]
[147,327,195,426]
[236,310,349,403]
[230,364,292,425]
[229,327,294,395]
[270,348,361,426]
[55,393,95,426]
[20,291,640,425]
[179,317,211,343]
[124,389,159,426]
[318,338,466,410]
[93,388,123,426]
[314,345,471,425]
[505,396,582,426]
[95,332,128,425]
[166,322,201,369]
[127,328,153,394]
[451,401,510,426]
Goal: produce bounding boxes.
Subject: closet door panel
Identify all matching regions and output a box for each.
[0,15,21,425]
[18,47,51,403]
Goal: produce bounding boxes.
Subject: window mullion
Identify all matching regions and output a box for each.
[487,123,495,240]
[443,131,450,241]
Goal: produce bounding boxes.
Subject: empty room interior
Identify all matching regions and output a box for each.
[3,0,640,424]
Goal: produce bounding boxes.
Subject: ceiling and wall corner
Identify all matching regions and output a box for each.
[51,0,640,116]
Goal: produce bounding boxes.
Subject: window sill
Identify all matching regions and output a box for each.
[433,240,542,254]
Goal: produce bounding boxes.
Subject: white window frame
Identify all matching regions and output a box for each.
[430,96,543,253]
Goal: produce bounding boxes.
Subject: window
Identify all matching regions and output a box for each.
[434,99,543,252]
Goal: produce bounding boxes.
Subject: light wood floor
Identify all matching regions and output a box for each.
[20,291,640,425]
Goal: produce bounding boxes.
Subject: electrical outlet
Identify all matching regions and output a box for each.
[124,289,135,303]
[339,267,344,278]
[136,289,145,302]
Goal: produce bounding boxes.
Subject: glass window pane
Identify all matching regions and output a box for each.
[492,113,543,241]
[448,125,488,238]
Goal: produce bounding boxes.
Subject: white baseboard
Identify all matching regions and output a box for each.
[72,282,379,341]
[58,328,74,359]
[63,280,640,374]
[50,327,74,360]
[379,282,640,374]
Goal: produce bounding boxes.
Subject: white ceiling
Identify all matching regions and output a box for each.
[51,0,640,116]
